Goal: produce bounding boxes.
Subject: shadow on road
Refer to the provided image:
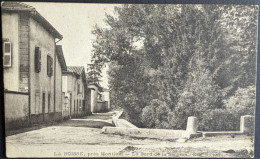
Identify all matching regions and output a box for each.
[6,112,115,136]
[6,121,62,137]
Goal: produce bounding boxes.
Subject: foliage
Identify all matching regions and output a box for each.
[225,85,255,114]
[91,4,257,130]
[86,63,103,84]
[200,109,242,131]
[141,99,171,128]
[200,85,255,131]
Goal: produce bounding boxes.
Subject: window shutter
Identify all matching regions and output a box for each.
[47,55,53,77]
[47,55,49,76]
[50,56,53,76]
[35,47,41,73]
[3,42,12,67]
[47,55,50,77]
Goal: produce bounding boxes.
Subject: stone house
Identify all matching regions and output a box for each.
[62,66,89,118]
[2,2,66,129]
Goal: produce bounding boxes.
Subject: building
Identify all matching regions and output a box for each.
[62,66,89,118]
[2,2,66,129]
[87,83,109,113]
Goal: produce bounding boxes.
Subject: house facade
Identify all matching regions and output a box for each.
[62,66,89,118]
[2,2,66,129]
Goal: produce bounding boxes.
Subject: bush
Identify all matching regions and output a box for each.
[199,85,255,131]
[141,106,156,128]
[141,99,171,129]
[200,109,239,131]
[140,86,255,131]
[225,85,255,114]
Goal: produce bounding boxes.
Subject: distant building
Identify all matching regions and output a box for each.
[87,83,109,113]
[2,2,66,129]
[62,66,89,118]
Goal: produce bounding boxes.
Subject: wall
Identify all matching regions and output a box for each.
[85,89,92,114]
[2,13,20,92]
[29,17,55,120]
[19,13,30,92]
[76,75,85,116]
[88,85,98,113]
[71,75,85,117]
[62,92,70,119]
[55,56,62,118]
[95,101,108,113]
[62,76,68,93]
[4,92,29,129]
[101,91,110,110]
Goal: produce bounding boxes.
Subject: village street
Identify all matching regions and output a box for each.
[6,112,254,158]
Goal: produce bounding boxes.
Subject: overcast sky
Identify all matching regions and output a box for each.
[25,2,120,88]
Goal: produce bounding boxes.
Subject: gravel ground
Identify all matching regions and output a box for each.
[5,112,254,158]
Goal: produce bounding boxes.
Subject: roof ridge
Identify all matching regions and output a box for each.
[18,2,35,10]
[2,1,35,10]
[66,66,85,76]
[2,1,63,39]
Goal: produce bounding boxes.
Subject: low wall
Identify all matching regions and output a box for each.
[113,119,138,128]
[107,114,254,139]
[112,111,138,128]
[102,127,185,139]
[5,91,63,130]
[4,92,30,130]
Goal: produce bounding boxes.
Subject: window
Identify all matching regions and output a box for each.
[82,100,85,111]
[42,93,46,114]
[47,55,53,77]
[3,42,12,67]
[35,47,41,73]
[76,100,78,112]
[74,100,76,112]
[34,92,40,114]
[77,84,80,94]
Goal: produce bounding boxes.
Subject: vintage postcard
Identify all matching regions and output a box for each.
[2,1,258,158]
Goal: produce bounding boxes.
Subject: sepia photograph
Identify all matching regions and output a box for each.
[2,1,258,158]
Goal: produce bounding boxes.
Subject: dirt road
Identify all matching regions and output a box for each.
[6,112,254,158]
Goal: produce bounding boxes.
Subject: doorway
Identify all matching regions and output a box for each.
[42,93,45,121]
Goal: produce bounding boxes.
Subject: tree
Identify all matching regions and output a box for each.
[86,63,102,84]
[91,4,257,130]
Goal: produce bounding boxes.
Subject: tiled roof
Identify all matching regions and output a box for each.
[67,66,84,76]
[66,66,87,86]
[1,1,35,11]
[56,45,67,71]
[2,2,63,39]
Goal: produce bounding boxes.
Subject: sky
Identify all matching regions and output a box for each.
[25,2,120,88]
